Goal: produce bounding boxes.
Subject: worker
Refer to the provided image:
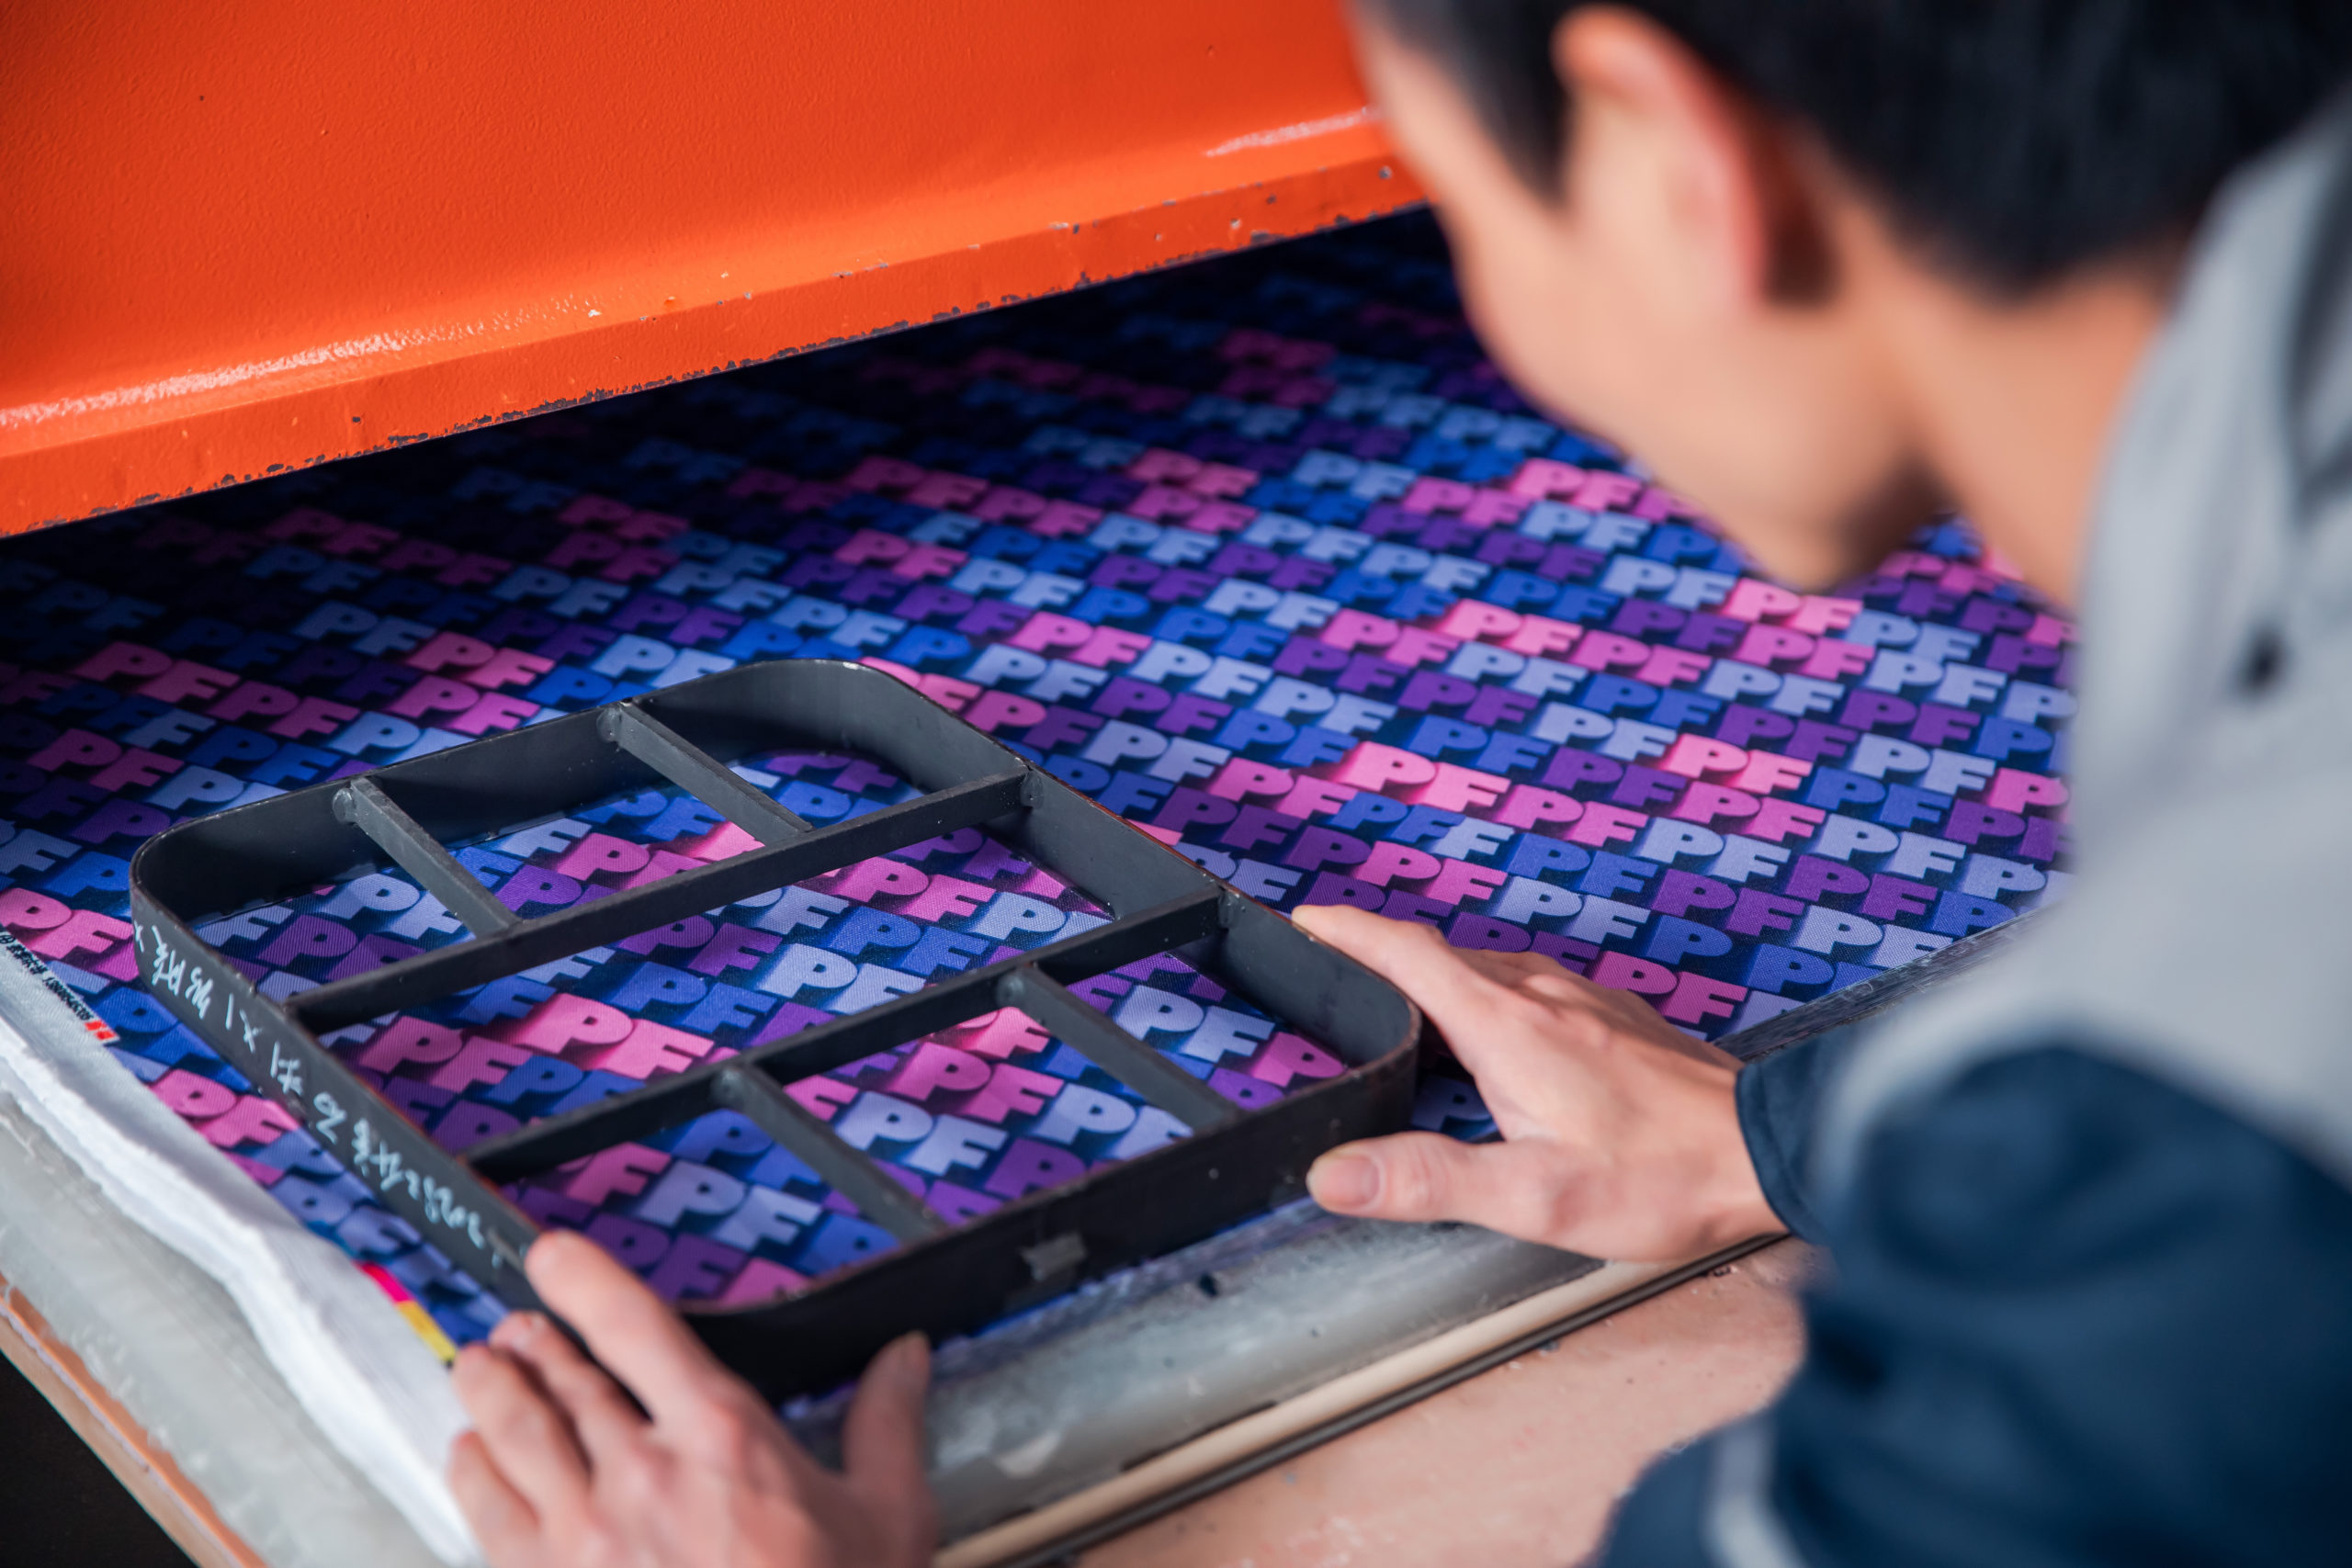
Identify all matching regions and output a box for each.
[442,5,2352,1563]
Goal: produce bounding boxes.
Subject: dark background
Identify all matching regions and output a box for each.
[0,1352,193,1567]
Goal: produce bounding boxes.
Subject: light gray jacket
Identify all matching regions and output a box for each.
[1709,89,2352,1568]
[1821,93,2352,1201]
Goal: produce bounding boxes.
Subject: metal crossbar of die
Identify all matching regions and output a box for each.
[129,660,1422,1398]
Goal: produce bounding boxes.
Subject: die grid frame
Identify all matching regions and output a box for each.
[126,658,1423,1400]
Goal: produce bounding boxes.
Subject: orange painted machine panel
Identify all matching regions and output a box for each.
[1,1,1419,532]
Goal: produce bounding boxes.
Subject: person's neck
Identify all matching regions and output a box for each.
[1871,252,2180,609]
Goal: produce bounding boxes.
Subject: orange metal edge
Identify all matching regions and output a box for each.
[5,158,1423,537]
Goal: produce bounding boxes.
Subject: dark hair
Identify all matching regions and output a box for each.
[1359,0,2352,289]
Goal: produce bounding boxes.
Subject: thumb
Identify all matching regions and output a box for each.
[1308,1132,1541,1229]
[843,1333,935,1527]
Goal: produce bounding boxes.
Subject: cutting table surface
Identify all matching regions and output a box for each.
[0,1098,1809,1568]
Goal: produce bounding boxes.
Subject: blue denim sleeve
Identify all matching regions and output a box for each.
[1601,1046,2352,1568]
[1732,1026,1858,1245]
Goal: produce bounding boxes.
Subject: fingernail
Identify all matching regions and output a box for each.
[1308,1151,1378,1210]
[525,1230,588,1286]
[532,1230,584,1263]
[489,1311,543,1349]
[880,1332,930,1389]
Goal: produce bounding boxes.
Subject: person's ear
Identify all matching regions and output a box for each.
[1553,7,1833,310]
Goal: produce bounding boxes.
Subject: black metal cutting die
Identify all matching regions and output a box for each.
[128,660,1423,1398]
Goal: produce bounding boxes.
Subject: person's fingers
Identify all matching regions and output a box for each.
[451,1345,591,1521]
[524,1231,733,1430]
[1308,1130,1574,1235]
[448,1430,542,1568]
[489,1310,648,1466]
[1292,906,1510,1060]
[843,1334,937,1540]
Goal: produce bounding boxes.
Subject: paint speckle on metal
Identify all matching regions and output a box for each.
[0,1,1422,533]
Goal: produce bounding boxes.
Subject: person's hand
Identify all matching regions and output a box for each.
[1294,904,1781,1261]
[447,1229,934,1568]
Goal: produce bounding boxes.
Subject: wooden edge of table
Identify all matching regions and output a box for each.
[0,1272,267,1568]
[0,1237,1792,1568]
[936,1236,1788,1568]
